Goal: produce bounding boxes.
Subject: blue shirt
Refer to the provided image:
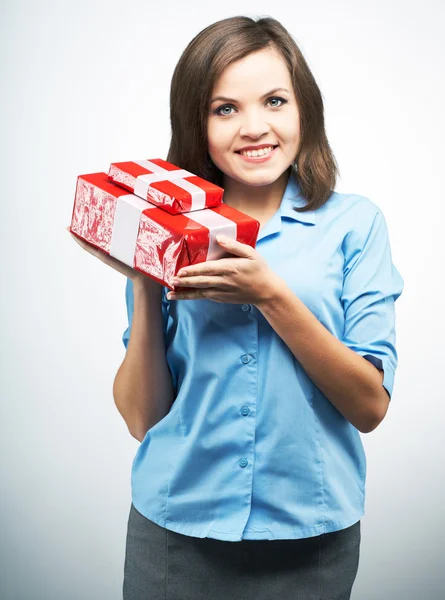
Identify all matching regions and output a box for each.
[122,173,404,541]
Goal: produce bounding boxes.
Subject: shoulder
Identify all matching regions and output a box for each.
[319,189,384,239]
[322,189,381,220]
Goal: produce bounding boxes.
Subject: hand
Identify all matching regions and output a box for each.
[66,226,159,287]
[167,235,281,306]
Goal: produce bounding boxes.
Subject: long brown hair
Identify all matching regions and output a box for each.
[166,15,340,212]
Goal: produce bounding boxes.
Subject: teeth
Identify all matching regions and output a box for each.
[240,146,275,157]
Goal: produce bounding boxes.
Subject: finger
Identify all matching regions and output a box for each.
[69,232,103,257]
[168,289,208,300]
[173,275,224,288]
[176,257,239,278]
[70,233,90,249]
[216,235,254,258]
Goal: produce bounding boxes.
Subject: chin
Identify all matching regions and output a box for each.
[244,176,278,187]
[232,166,288,187]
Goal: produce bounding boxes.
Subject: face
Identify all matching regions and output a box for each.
[207,46,300,189]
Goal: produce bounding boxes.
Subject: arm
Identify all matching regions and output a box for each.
[256,208,403,434]
[256,285,388,434]
[113,278,175,442]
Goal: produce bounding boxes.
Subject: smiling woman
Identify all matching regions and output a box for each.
[120,14,404,600]
[167,16,339,212]
[206,49,300,201]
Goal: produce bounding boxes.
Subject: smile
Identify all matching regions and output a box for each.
[236,145,279,162]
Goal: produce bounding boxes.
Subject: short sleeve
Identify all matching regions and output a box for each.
[122,278,169,350]
[341,209,404,399]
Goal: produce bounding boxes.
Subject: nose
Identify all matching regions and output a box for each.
[239,108,271,139]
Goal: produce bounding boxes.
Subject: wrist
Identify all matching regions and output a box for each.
[132,274,163,297]
[254,274,284,310]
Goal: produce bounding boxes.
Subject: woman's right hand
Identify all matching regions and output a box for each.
[67,226,161,289]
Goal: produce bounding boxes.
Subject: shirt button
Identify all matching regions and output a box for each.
[241,354,250,364]
[239,458,248,468]
[241,304,251,312]
[240,406,250,416]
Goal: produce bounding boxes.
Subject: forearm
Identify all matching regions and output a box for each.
[256,280,387,433]
[113,278,175,442]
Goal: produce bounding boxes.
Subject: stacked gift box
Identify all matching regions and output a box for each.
[69,158,260,290]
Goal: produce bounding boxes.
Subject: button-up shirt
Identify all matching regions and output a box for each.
[122,174,404,541]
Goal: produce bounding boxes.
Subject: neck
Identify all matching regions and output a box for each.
[222,168,291,216]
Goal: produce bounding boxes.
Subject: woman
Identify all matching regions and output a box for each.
[70,15,404,600]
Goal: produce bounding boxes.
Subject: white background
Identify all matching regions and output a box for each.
[1,0,444,598]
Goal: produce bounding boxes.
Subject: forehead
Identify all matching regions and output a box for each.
[212,47,291,93]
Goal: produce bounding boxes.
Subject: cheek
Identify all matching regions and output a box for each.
[277,121,300,144]
[207,123,233,156]
[207,122,220,152]
[276,108,300,143]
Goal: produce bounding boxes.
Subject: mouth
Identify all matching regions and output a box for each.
[235,144,279,158]
[235,145,279,164]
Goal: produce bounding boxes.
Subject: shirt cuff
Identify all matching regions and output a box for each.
[362,354,395,399]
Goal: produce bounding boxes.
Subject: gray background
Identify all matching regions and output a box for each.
[1,0,443,598]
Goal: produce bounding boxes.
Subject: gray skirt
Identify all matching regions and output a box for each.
[123,503,361,600]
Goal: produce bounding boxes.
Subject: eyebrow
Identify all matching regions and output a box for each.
[210,87,290,104]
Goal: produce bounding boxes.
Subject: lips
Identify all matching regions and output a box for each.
[235,144,278,154]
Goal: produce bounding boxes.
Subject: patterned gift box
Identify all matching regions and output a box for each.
[108,158,224,215]
[69,172,260,290]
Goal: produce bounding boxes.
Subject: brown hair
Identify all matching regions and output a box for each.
[166,15,340,212]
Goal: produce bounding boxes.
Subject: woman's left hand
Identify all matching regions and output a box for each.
[167,235,281,306]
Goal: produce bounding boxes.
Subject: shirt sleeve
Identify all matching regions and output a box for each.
[122,277,169,350]
[341,208,404,399]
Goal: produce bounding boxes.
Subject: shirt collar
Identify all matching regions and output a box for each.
[279,174,317,225]
[256,175,316,242]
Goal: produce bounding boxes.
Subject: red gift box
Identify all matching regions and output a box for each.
[70,172,260,289]
[108,158,224,215]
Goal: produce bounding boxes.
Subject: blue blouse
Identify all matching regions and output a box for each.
[122,173,404,541]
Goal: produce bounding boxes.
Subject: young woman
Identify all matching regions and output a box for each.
[70,14,404,600]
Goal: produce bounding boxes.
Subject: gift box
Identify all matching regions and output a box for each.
[108,158,224,215]
[69,172,260,290]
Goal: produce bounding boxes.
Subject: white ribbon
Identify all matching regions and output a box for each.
[109,194,156,267]
[132,159,207,211]
[184,209,237,260]
[109,193,237,268]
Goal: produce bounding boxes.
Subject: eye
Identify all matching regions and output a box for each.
[214,105,236,117]
[267,96,287,108]
[213,96,288,117]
